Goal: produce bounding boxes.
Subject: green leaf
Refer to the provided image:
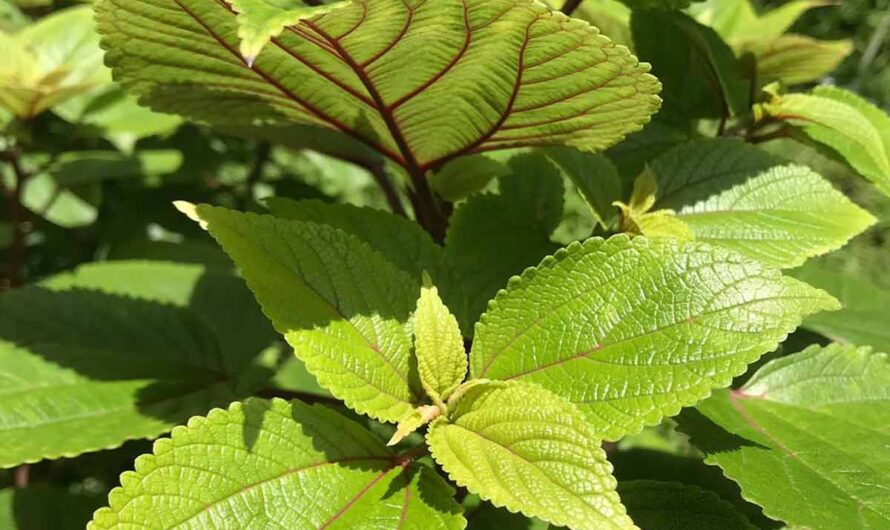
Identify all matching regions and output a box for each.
[0,261,273,468]
[649,139,875,268]
[182,203,423,423]
[471,235,839,440]
[428,380,633,530]
[53,87,183,152]
[693,0,829,45]
[748,35,852,86]
[544,146,623,229]
[791,262,890,351]
[444,153,563,328]
[90,398,465,529]
[228,0,342,64]
[618,481,755,530]
[632,11,748,121]
[414,277,467,403]
[614,168,693,240]
[429,153,509,202]
[48,150,183,187]
[264,197,446,292]
[463,495,550,530]
[95,0,661,171]
[0,485,103,530]
[756,85,890,197]
[619,0,700,8]
[678,343,890,529]
[0,6,110,118]
[388,404,441,447]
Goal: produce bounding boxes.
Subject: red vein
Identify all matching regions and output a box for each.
[361,0,417,68]
[419,15,539,172]
[333,0,368,40]
[396,484,411,529]
[388,0,471,111]
[304,19,423,174]
[317,467,395,529]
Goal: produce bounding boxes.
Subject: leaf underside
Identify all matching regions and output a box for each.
[95,0,661,171]
[470,235,839,441]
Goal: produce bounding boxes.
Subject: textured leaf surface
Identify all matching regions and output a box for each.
[471,235,839,440]
[632,11,747,121]
[429,153,509,202]
[679,344,890,529]
[229,0,340,63]
[445,153,563,329]
[95,0,661,171]
[757,85,890,197]
[0,261,273,468]
[414,280,467,402]
[90,398,464,529]
[649,139,875,268]
[186,204,423,423]
[618,481,755,530]
[0,6,110,117]
[428,381,633,530]
[792,263,890,351]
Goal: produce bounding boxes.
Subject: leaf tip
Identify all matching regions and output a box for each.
[173,201,208,230]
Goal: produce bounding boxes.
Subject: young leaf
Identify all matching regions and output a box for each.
[0,6,110,118]
[618,481,756,530]
[0,262,273,469]
[678,343,890,529]
[649,139,876,268]
[90,399,464,529]
[414,277,467,403]
[792,263,890,351]
[228,0,342,64]
[95,0,661,171]
[181,203,423,423]
[614,168,693,240]
[632,11,748,122]
[445,153,563,328]
[387,404,441,447]
[428,381,634,530]
[756,85,890,197]
[751,35,852,86]
[471,235,840,441]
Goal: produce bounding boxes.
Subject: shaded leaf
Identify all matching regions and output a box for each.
[544,146,623,229]
[429,153,509,202]
[679,343,890,529]
[750,35,852,86]
[618,481,755,530]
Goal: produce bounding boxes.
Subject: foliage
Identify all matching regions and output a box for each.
[0,0,886,529]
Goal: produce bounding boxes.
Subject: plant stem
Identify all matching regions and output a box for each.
[561,0,583,15]
[1,147,30,289]
[408,174,450,244]
[14,465,29,488]
[368,163,407,217]
[749,127,789,144]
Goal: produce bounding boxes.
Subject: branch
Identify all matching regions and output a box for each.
[368,163,407,217]
[561,0,583,15]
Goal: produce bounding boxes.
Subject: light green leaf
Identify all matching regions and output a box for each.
[90,398,464,530]
[649,139,875,268]
[618,481,756,530]
[428,380,634,530]
[693,0,830,45]
[429,153,509,202]
[0,261,274,468]
[544,146,623,229]
[444,153,563,329]
[228,0,343,64]
[471,235,839,440]
[792,262,890,351]
[632,11,748,121]
[756,85,890,197]
[679,343,890,529]
[748,35,852,86]
[182,203,423,423]
[414,278,467,403]
[614,167,693,240]
[0,6,110,118]
[388,404,441,447]
[95,0,660,171]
